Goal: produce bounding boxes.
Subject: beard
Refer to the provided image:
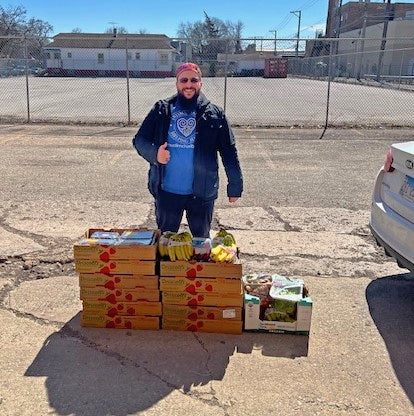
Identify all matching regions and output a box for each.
[177,89,199,111]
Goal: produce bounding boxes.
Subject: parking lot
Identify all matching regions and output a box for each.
[0,124,413,415]
[1,76,414,127]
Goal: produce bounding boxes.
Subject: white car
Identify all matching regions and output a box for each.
[370,141,414,272]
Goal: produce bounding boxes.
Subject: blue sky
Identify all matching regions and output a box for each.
[5,0,331,38]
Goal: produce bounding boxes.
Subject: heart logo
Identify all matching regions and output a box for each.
[125,321,132,329]
[195,281,202,288]
[198,309,204,315]
[188,313,198,321]
[127,307,135,315]
[197,321,203,328]
[186,324,197,331]
[125,293,133,301]
[107,308,117,318]
[109,248,116,254]
[115,290,121,296]
[188,298,197,306]
[99,252,110,263]
[105,294,116,304]
[115,317,122,324]
[196,265,203,271]
[197,295,204,302]
[177,117,196,137]
[186,269,196,278]
[109,262,116,269]
[207,312,215,319]
[115,277,121,283]
[185,285,196,295]
[100,266,110,274]
[205,285,213,292]
[104,281,115,290]
[106,321,115,328]
[117,304,124,310]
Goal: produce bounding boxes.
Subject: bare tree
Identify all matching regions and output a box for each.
[0,5,52,58]
[71,27,83,33]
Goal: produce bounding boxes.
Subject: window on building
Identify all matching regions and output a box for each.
[67,52,72,58]
[54,52,61,59]
[135,52,140,60]
[127,52,132,60]
[98,53,104,64]
[45,52,51,59]
[159,53,168,65]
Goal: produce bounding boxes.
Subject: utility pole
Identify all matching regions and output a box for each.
[376,0,392,82]
[290,10,302,57]
[356,12,367,80]
[269,29,277,56]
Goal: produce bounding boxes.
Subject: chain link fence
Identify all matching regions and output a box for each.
[0,35,413,129]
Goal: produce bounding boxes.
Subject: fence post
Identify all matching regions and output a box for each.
[125,35,131,125]
[24,37,31,123]
[223,40,229,114]
[398,49,405,89]
[319,40,333,140]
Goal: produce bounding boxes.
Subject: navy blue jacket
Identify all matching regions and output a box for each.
[132,92,243,201]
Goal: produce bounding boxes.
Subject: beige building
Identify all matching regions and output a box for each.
[337,19,414,77]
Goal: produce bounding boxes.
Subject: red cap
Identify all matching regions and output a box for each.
[176,62,202,78]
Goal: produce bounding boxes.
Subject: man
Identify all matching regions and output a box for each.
[132,62,242,238]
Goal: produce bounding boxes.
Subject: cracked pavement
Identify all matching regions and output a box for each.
[0,124,413,415]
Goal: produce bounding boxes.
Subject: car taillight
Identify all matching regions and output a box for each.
[384,148,395,172]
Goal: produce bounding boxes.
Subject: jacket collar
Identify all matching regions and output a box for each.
[166,92,210,118]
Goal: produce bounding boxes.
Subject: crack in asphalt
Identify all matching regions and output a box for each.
[264,206,301,232]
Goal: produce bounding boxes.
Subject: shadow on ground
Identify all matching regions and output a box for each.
[25,313,308,415]
[366,273,414,405]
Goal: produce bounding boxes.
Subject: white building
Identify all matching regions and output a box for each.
[43,33,176,77]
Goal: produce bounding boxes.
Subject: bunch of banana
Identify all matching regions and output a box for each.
[167,232,193,261]
[158,231,176,258]
[210,244,237,263]
[212,228,237,248]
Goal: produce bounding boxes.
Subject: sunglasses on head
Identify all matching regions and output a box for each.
[178,77,200,84]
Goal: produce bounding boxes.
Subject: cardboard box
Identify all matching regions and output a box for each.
[160,276,242,294]
[81,313,160,330]
[162,304,242,321]
[82,300,162,317]
[160,260,242,278]
[79,274,159,290]
[74,228,159,261]
[244,293,313,335]
[162,317,242,334]
[75,259,156,275]
[162,291,243,307]
[80,287,160,303]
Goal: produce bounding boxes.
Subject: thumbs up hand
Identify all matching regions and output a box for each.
[157,142,170,164]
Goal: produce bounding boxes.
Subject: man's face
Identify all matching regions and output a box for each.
[176,69,202,100]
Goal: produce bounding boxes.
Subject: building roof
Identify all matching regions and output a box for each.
[45,33,174,50]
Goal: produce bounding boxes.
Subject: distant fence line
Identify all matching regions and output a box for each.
[1,36,414,128]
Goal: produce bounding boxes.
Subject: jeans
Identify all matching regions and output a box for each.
[155,189,215,238]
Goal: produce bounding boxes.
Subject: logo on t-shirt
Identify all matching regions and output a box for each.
[170,109,196,147]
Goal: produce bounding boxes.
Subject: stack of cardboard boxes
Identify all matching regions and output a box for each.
[73,229,162,330]
[159,260,244,334]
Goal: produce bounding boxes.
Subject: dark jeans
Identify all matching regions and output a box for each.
[155,189,215,238]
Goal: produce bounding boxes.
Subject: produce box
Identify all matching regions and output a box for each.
[82,300,162,317]
[162,317,242,334]
[80,287,160,303]
[160,260,242,278]
[160,276,242,294]
[75,259,156,275]
[81,314,160,330]
[162,291,243,307]
[162,304,242,321]
[79,274,159,290]
[244,293,313,335]
[74,228,159,261]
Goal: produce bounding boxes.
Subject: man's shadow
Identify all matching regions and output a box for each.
[25,313,309,415]
[366,273,414,404]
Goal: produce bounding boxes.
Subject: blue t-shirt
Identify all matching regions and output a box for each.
[162,104,196,195]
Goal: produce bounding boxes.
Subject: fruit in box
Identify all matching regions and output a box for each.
[158,231,175,258]
[191,237,212,261]
[167,232,193,261]
[210,229,237,263]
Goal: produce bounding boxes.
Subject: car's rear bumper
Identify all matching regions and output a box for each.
[370,197,414,272]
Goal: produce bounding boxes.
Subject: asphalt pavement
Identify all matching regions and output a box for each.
[0,124,413,415]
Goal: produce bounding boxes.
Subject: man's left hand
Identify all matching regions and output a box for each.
[228,197,239,203]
